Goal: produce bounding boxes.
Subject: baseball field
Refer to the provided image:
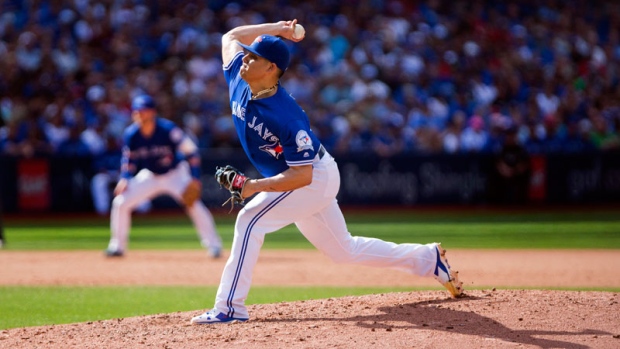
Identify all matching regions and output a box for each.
[1,207,619,348]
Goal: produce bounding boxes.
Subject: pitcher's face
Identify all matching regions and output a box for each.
[240,50,276,82]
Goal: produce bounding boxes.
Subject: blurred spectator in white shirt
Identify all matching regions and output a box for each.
[460,115,489,152]
[442,111,466,154]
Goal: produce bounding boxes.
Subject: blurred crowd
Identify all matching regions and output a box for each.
[1,0,620,160]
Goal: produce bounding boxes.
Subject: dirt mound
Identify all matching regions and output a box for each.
[1,290,619,349]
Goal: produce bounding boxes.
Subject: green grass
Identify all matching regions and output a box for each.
[2,208,619,329]
[0,286,414,330]
[4,209,620,250]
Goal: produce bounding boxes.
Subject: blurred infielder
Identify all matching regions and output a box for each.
[191,20,463,324]
[105,94,222,258]
[91,134,152,216]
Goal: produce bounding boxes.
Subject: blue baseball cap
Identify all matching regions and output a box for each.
[131,94,156,111]
[238,35,290,72]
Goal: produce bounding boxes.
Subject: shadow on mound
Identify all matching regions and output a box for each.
[258,291,614,349]
[365,296,608,349]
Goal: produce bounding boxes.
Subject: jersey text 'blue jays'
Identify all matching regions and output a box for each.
[224,52,322,177]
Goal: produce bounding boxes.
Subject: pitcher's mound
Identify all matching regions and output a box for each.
[3,289,619,349]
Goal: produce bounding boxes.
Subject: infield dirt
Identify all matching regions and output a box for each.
[1,249,619,348]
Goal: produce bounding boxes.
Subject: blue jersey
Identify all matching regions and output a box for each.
[224,52,322,178]
[120,118,199,179]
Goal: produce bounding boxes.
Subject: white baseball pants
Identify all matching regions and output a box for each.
[91,171,151,215]
[107,162,221,253]
[213,153,438,319]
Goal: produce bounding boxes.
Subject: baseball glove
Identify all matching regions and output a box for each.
[181,179,202,207]
[215,165,248,212]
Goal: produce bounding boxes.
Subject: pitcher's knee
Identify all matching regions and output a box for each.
[235,208,254,229]
[326,250,356,264]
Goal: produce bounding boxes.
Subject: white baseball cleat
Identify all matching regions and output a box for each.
[433,243,464,298]
[190,310,248,324]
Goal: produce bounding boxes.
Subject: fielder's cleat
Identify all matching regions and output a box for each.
[208,246,222,259]
[433,243,463,298]
[190,310,248,324]
[105,248,124,257]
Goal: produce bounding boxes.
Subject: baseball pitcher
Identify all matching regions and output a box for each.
[191,20,463,324]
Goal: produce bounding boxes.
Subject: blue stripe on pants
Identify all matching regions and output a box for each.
[226,191,292,317]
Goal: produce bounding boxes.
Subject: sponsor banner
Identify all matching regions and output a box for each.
[335,154,490,205]
[17,159,50,210]
[1,151,619,213]
[548,152,620,203]
[528,156,547,201]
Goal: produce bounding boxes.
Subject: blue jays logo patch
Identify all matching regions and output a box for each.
[259,141,283,159]
[295,130,314,152]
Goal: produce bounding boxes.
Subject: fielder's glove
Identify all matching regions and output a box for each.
[181,179,202,207]
[215,165,249,212]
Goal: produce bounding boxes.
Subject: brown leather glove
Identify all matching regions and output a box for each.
[181,179,202,207]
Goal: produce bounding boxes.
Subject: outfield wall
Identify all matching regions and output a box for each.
[1,151,619,213]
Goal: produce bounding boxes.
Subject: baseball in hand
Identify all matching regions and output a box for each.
[293,24,305,39]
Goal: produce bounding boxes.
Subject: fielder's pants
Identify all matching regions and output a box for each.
[107,162,221,252]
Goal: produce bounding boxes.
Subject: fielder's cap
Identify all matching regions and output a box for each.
[238,35,290,72]
[131,94,156,111]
